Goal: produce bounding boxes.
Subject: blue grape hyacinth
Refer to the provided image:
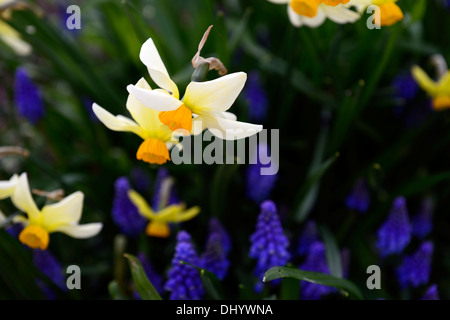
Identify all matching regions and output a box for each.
[164,231,204,300]
[345,179,370,213]
[421,284,439,300]
[136,252,164,296]
[411,197,434,240]
[391,71,419,102]
[376,196,412,257]
[33,249,66,296]
[14,67,45,124]
[249,200,290,293]
[201,231,230,281]
[397,241,434,289]
[246,143,278,204]
[111,177,147,237]
[300,241,336,300]
[297,220,319,256]
[244,70,269,123]
[152,167,179,210]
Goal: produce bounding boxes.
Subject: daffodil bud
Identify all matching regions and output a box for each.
[191,62,210,82]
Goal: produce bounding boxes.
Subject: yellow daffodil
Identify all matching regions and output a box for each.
[352,0,403,27]
[93,78,180,165]
[128,189,200,238]
[267,0,361,28]
[126,38,263,140]
[0,0,31,56]
[0,173,102,250]
[412,65,450,111]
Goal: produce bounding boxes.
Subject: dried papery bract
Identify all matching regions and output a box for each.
[191,25,227,76]
[32,189,65,202]
[0,146,29,159]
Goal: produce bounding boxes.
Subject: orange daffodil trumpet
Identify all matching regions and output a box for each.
[352,0,403,27]
[412,59,450,111]
[267,0,362,28]
[93,78,179,165]
[0,173,102,250]
[126,38,263,140]
[127,189,200,238]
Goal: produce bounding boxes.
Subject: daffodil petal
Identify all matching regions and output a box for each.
[92,103,147,139]
[0,174,19,200]
[128,189,155,219]
[139,38,179,99]
[267,0,290,3]
[151,204,187,222]
[126,78,165,134]
[184,72,247,113]
[171,206,201,223]
[411,66,439,97]
[52,223,103,238]
[287,5,326,27]
[41,191,84,232]
[11,173,41,223]
[0,34,32,56]
[437,72,450,95]
[321,4,360,24]
[126,84,183,112]
[203,115,263,140]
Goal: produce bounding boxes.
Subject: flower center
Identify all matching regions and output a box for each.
[19,225,50,250]
[290,0,320,18]
[320,0,350,6]
[146,221,170,238]
[432,96,450,111]
[375,2,404,27]
[136,138,170,165]
[159,104,192,133]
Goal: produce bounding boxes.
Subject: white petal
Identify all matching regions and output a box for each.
[288,5,327,28]
[204,114,263,140]
[321,4,361,24]
[219,111,238,121]
[92,103,146,139]
[11,173,41,223]
[53,223,103,239]
[41,191,84,232]
[139,38,179,99]
[183,72,247,113]
[267,0,290,3]
[126,84,183,112]
[0,174,19,200]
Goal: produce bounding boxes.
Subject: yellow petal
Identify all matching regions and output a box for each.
[11,173,41,224]
[41,191,84,232]
[0,173,19,200]
[411,66,440,97]
[127,189,155,219]
[52,223,103,238]
[92,103,147,139]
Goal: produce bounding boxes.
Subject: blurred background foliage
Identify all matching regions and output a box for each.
[0,0,450,300]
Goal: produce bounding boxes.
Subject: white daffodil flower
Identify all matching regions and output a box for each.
[267,0,362,28]
[126,38,263,140]
[93,77,180,165]
[0,173,102,250]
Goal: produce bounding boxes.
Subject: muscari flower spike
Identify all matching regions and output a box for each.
[164,230,204,300]
[0,1,32,56]
[249,200,290,293]
[126,37,263,140]
[14,67,45,124]
[208,217,232,255]
[391,71,419,102]
[300,241,336,300]
[33,249,66,292]
[246,143,278,204]
[127,186,200,238]
[345,178,370,213]
[267,0,363,28]
[93,78,178,165]
[412,60,450,111]
[136,252,164,296]
[411,197,433,240]
[130,166,152,194]
[396,241,434,289]
[376,196,411,257]
[200,219,231,280]
[244,71,269,123]
[0,173,102,250]
[111,177,147,237]
[421,284,439,300]
[151,167,179,211]
[297,220,319,256]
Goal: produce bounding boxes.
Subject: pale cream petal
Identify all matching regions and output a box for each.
[267,0,290,3]
[126,84,183,112]
[52,223,103,238]
[183,72,247,113]
[0,174,19,200]
[1,34,32,56]
[92,103,147,139]
[202,114,263,140]
[11,173,41,223]
[41,191,84,232]
[321,4,361,24]
[287,5,327,28]
[139,38,179,99]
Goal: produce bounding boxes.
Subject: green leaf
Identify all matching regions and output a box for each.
[394,171,450,198]
[263,266,363,300]
[409,0,427,24]
[319,226,343,279]
[124,253,162,300]
[108,280,127,300]
[180,261,224,300]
